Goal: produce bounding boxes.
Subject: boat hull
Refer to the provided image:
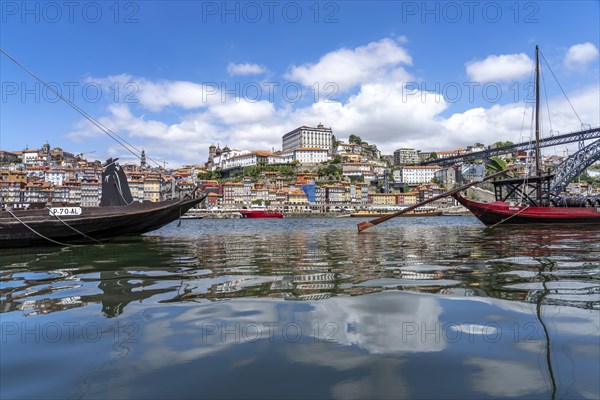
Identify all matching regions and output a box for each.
[453,193,600,226]
[0,197,203,247]
[239,210,283,218]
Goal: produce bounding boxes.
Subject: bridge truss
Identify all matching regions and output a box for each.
[549,139,600,196]
[421,127,600,167]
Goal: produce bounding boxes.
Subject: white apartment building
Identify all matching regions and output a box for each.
[80,179,100,207]
[222,150,273,170]
[282,123,333,152]
[22,149,39,165]
[399,166,442,185]
[342,162,375,180]
[292,148,329,164]
[44,170,66,186]
[211,148,249,171]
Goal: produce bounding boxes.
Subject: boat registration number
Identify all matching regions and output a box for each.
[49,207,82,216]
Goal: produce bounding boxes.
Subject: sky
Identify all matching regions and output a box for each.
[1,1,599,167]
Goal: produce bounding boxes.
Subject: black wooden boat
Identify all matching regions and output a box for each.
[0,160,205,247]
[0,52,207,247]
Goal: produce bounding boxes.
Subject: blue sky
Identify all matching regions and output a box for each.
[1,1,599,166]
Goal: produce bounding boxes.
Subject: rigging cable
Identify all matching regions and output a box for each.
[538,50,583,126]
[0,49,162,168]
[540,62,554,136]
[7,209,76,246]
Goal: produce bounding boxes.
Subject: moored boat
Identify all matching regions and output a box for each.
[454,45,600,227]
[0,53,206,247]
[1,160,205,247]
[453,193,600,226]
[239,209,283,218]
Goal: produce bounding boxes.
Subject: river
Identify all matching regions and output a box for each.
[1,216,598,399]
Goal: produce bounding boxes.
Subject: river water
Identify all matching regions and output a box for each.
[1,216,599,399]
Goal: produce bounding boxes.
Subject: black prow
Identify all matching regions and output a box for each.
[100,158,134,206]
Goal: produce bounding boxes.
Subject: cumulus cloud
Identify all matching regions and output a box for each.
[286,37,413,92]
[69,39,599,167]
[565,42,599,69]
[466,53,533,83]
[227,62,267,76]
[68,79,598,166]
[89,74,223,112]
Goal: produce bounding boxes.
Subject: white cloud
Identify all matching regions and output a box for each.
[89,74,221,112]
[67,79,599,167]
[565,42,599,69]
[227,62,267,75]
[286,38,413,92]
[136,79,219,112]
[466,53,533,83]
[69,39,599,167]
[442,86,600,151]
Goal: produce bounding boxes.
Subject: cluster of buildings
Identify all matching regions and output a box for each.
[196,175,452,211]
[3,124,595,210]
[205,124,387,181]
[0,143,202,208]
[194,124,456,210]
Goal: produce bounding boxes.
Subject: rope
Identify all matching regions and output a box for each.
[0,49,163,168]
[47,207,103,244]
[539,50,583,126]
[488,205,531,228]
[6,209,74,246]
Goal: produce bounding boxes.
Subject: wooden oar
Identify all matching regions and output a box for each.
[357,168,513,233]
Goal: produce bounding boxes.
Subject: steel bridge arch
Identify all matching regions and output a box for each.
[549,139,600,195]
[420,127,600,167]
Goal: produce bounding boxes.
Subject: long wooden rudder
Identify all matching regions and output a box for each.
[357,168,513,233]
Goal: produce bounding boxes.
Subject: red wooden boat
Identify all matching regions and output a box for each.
[453,193,600,226]
[239,209,283,218]
[454,46,600,227]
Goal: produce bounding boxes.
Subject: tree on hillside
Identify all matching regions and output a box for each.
[198,170,221,180]
[429,152,438,160]
[349,134,362,145]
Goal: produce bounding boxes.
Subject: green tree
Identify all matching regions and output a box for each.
[429,152,438,160]
[317,162,342,180]
[349,134,362,145]
[198,170,221,180]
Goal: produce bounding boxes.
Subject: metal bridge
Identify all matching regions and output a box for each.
[420,127,600,167]
[550,139,600,195]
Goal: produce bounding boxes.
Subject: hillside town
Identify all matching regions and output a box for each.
[1,123,599,213]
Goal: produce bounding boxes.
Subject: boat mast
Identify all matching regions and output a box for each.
[535,45,543,205]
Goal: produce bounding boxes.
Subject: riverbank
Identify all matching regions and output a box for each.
[185,206,471,219]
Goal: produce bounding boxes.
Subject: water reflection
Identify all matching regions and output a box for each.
[2,221,598,316]
[1,219,599,399]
